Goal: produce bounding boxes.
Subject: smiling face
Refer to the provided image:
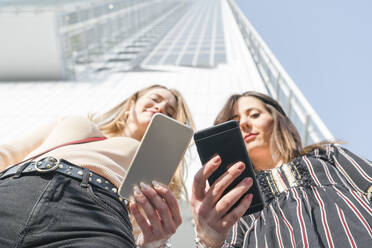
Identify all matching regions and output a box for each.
[232,96,274,158]
[126,87,178,139]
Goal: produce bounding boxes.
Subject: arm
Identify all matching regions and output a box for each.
[0,120,58,171]
[190,155,253,248]
[329,144,372,200]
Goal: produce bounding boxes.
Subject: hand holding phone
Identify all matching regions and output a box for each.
[120,113,193,247]
[190,151,254,247]
[194,120,264,216]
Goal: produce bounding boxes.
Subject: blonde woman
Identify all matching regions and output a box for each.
[0,85,195,248]
[191,91,371,248]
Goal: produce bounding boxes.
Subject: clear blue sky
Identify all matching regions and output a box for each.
[236,0,372,160]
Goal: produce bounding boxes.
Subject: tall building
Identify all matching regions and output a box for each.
[0,0,333,246]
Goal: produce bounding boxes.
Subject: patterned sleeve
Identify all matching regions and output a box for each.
[327,144,372,200]
[223,219,247,248]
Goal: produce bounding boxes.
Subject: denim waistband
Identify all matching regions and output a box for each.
[0,156,121,198]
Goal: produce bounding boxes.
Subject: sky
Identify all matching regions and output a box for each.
[235,0,372,160]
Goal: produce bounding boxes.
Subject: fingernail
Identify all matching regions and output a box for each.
[133,185,142,195]
[236,162,245,170]
[140,182,150,190]
[152,180,161,188]
[213,155,221,163]
[243,177,253,186]
[246,193,253,201]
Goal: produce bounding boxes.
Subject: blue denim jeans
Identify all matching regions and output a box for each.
[0,172,135,247]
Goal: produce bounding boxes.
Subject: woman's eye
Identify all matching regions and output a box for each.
[250,113,260,118]
[151,96,160,102]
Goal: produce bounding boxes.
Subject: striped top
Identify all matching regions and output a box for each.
[224,144,372,248]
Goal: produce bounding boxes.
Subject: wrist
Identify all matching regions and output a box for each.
[136,238,171,248]
[195,236,225,248]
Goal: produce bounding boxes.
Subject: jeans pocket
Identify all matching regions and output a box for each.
[86,185,132,227]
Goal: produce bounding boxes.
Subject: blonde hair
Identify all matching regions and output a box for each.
[90,84,196,199]
[214,91,334,164]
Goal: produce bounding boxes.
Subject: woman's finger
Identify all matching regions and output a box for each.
[128,199,152,237]
[133,185,163,238]
[140,182,177,235]
[222,193,253,228]
[152,181,182,227]
[192,155,221,201]
[204,161,246,206]
[214,177,253,218]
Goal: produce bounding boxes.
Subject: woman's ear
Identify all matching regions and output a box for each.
[122,97,137,122]
[128,98,136,109]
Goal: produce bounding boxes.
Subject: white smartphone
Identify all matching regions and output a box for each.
[119,113,194,199]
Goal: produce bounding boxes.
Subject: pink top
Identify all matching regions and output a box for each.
[0,116,139,188]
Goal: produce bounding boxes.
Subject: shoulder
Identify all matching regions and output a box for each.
[306,143,336,155]
[58,116,95,127]
[43,116,103,145]
[303,143,351,164]
[55,116,100,134]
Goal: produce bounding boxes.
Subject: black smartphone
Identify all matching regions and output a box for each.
[194,120,264,216]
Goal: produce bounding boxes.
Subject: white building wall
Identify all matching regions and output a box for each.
[0,10,66,80]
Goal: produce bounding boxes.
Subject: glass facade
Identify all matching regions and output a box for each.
[143,0,226,67]
[58,0,186,79]
[1,0,228,79]
[55,0,228,79]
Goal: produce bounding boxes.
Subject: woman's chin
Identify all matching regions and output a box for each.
[139,118,152,128]
[245,142,257,153]
[246,142,265,155]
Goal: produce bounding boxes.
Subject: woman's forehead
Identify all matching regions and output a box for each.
[144,88,177,104]
[235,96,265,112]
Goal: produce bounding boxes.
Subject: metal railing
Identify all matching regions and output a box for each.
[228,0,333,145]
[58,1,177,71]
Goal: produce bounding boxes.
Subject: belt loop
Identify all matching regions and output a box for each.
[13,162,30,179]
[80,168,90,188]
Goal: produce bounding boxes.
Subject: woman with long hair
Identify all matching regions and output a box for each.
[0,84,195,248]
[191,91,371,247]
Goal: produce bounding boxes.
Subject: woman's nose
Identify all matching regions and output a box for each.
[154,102,166,113]
[239,116,251,131]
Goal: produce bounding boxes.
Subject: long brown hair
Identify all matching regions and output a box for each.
[214,91,332,164]
[89,84,196,199]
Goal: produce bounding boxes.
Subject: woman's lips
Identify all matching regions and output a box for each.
[244,133,258,142]
[145,110,159,115]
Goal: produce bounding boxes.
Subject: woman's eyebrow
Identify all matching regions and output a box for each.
[154,93,176,113]
[232,108,258,118]
[244,107,259,113]
[152,93,162,98]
